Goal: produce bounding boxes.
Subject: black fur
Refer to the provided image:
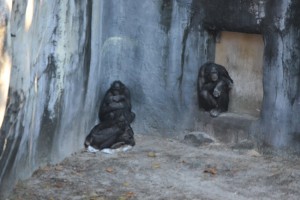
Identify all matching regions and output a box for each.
[197,62,233,117]
[85,81,136,150]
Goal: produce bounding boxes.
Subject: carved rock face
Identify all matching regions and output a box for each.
[1,0,300,198]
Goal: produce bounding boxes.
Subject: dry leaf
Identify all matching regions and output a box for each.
[106,167,114,173]
[72,171,83,176]
[125,191,135,198]
[152,163,160,169]
[148,152,156,158]
[204,167,217,175]
[54,182,64,188]
[119,191,135,200]
[123,182,129,187]
[247,149,261,157]
[55,165,64,171]
[90,196,105,200]
[118,197,127,200]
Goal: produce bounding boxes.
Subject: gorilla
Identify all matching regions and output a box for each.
[84,81,136,151]
[84,115,135,150]
[197,62,233,117]
[99,81,135,123]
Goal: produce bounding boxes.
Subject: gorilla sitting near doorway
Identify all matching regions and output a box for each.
[197,62,233,117]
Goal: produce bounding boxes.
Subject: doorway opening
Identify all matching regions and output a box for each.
[214,31,264,117]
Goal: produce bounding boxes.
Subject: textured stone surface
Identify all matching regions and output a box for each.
[0,0,94,197]
[183,131,214,147]
[0,0,300,198]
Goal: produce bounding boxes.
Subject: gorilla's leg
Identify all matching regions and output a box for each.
[110,142,126,149]
[85,126,119,150]
[96,135,119,150]
[116,125,135,146]
[210,91,229,117]
[198,90,218,111]
[89,126,127,150]
[84,118,127,150]
[84,134,93,148]
[217,92,229,111]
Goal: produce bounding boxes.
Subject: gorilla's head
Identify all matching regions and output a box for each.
[111,81,124,89]
[110,80,125,95]
[209,66,219,82]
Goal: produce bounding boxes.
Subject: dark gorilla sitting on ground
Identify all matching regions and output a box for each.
[99,80,135,123]
[84,81,136,150]
[197,62,233,117]
[84,115,135,150]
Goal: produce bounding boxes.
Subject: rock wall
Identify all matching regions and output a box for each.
[94,0,211,133]
[0,0,94,197]
[0,0,300,198]
[258,0,300,150]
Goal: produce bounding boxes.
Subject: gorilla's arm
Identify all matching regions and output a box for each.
[217,65,234,88]
[100,93,127,116]
[110,94,126,102]
[198,65,206,91]
[85,118,127,149]
[108,101,127,110]
[213,80,228,97]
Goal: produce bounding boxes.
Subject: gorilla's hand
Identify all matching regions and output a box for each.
[111,95,125,102]
[213,88,221,97]
[109,102,125,109]
[210,109,221,117]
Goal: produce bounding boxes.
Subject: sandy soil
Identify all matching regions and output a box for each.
[6,134,300,200]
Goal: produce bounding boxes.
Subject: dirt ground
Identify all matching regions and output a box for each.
[6,133,300,200]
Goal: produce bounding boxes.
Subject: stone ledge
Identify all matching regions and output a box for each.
[195,111,258,144]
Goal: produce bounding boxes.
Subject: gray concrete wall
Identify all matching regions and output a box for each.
[0,0,300,198]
